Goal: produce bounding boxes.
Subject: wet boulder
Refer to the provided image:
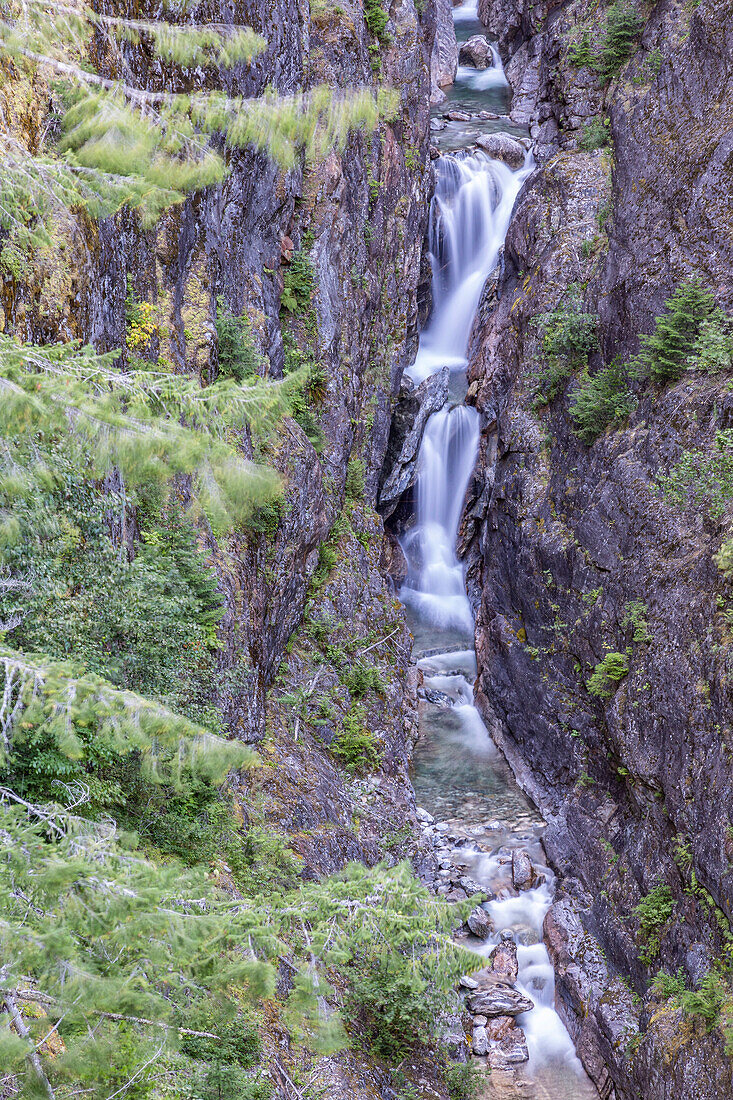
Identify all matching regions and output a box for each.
[489,938,519,983]
[378,367,450,519]
[459,34,493,70]
[488,1030,529,1069]
[511,848,536,890]
[475,132,526,169]
[468,984,534,1017]
[467,905,493,939]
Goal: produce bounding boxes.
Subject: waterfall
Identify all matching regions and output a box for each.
[400,79,596,1092]
[407,153,533,385]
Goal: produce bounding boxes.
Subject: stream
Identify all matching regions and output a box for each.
[398,8,598,1097]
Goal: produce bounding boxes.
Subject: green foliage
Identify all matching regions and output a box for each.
[579,116,611,150]
[364,0,390,43]
[531,287,598,405]
[622,600,652,643]
[0,336,294,535]
[345,456,366,501]
[342,661,386,698]
[652,969,733,1051]
[0,6,390,264]
[215,298,260,381]
[587,651,629,697]
[444,1060,481,1100]
[687,308,733,374]
[716,538,733,580]
[635,280,716,384]
[568,5,643,81]
[634,883,676,964]
[570,357,637,443]
[658,430,733,520]
[281,251,315,313]
[331,703,382,773]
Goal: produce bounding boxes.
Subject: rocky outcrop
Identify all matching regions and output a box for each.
[431,0,459,100]
[462,1,733,1097]
[379,367,450,518]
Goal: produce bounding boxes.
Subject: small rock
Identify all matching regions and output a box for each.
[446,887,468,902]
[511,849,536,890]
[478,110,499,120]
[499,928,515,941]
[459,975,479,990]
[430,117,447,132]
[444,109,472,122]
[473,1014,488,1027]
[416,807,435,824]
[472,1025,489,1056]
[468,986,534,1017]
[458,34,493,69]
[459,875,488,898]
[467,905,493,939]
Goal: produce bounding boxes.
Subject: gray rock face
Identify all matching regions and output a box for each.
[378,367,450,518]
[463,1,733,1096]
[458,34,494,69]
[431,0,459,92]
[468,985,534,1017]
[475,132,525,168]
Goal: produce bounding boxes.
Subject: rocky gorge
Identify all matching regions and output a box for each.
[1,0,732,1097]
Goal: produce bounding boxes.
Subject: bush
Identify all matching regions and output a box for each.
[622,599,652,643]
[570,357,637,443]
[345,456,366,501]
[653,969,733,1049]
[634,883,676,964]
[658,430,733,520]
[215,297,259,380]
[331,703,383,773]
[579,116,611,150]
[364,0,389,42]
[531,287,599,405]
[587,651,629,697]
[635,279,716,384]
[342,661,386,698]
[444,1060,481,1100]
[687,308,733,374]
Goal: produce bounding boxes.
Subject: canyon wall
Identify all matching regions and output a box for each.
[465,0,733,1096]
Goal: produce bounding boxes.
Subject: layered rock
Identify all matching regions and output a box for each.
[463,0,733,1097]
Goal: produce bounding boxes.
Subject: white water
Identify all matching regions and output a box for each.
[406,153,533,385]
[401,24,596,1091]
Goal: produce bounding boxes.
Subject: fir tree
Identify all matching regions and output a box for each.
[635,279,716,385]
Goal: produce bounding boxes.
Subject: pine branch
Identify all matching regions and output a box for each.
[2,991,55,1100]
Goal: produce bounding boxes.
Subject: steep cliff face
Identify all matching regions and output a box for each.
[465,0,733,1096]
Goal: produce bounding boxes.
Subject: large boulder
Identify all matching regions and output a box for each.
[378,367,450,518]
[511,848,536,889]
[467,905,493,939]
[459,34,493,69]
[488,1030,529,1069]
[489,938,519,983]
[475,132,526,169]
[468,984,534,1017]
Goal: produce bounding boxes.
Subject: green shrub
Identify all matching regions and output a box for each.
[281,250,314,313]
[587,651,629,697]
[215,297,259,380]
[622,599,652,643]
[531,287,599,405]
[658,430,733,520]
[570,358,637,443]
[634,883,676,964]
[444,1060,481,1100]
[364,0,389,42]
[579,116,611,150]
[653,969,733,1050]
[597,3,644,81]
[635,279,716,384]
[331,703,382,773]
[568,32,594,67]
[687,308,733,374]
[345,455,366,501]
[342,661,386,698]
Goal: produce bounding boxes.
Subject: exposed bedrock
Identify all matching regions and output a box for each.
[463,0,733,1096]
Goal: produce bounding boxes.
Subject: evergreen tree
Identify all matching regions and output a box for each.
[0,0,395,260]
[635,280,716,385]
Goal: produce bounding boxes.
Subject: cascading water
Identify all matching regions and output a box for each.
[407,154,533,384]
[399,16,598,1097]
